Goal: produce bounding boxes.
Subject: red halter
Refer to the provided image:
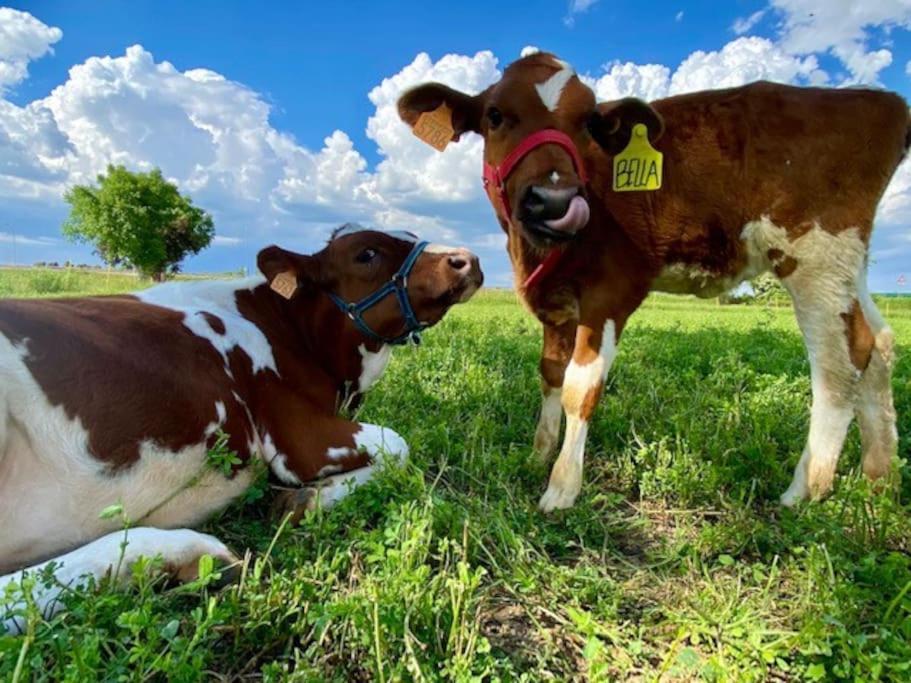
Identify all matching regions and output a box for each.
[481,129,588,290]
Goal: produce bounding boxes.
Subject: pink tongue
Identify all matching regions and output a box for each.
[544,195,590,234]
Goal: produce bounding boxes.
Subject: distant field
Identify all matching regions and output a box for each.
[1,273,909,680]
[0,266,247,299]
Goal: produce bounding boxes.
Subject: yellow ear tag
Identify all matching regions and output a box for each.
[613,123,662,192]
[270,271,298,300]
[412,103,454,152]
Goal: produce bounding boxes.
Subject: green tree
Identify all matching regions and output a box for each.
[63,165,214,281]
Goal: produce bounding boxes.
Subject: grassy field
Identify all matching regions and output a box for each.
[0,272,909,681]
[0,266,246,298]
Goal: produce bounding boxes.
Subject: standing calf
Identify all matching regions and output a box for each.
[399,52,905,511]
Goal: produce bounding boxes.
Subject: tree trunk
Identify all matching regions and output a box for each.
[152,271,165,283]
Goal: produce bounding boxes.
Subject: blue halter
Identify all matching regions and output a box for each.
[327,240,430,346]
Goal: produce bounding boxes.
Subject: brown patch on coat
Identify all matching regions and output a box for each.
[0,297,244,470]
[540,320,576,388]
[842,299,875,371]
[767,248,799,278]
[201,312,226,335]
[579,383,604,419]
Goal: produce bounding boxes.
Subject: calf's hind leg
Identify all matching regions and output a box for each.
[533,321,575,463]
[1,528,238,634]
[854,288,898,482]
[779,234,869,506]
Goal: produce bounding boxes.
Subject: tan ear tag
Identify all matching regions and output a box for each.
[270,271,298,299]
[412,103,454,152]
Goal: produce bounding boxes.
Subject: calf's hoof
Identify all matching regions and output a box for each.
[538,483,579,512]
[154,531,240,585]
[271,487,319,525]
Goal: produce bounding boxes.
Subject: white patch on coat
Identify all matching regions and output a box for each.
[316,464,344,478]
[539,320,616,512]
[539,414,588,512]
[261,433,301,485]
[353,423,409,460]
[326,446,355,461]
[358,343,392,393]
[653,263,756,298]
[1,527,234,634]
[0,333,252,572]
[535,62,575,112]
[137,277,277,375]
[205,401,228,437]
[653,215,823,298]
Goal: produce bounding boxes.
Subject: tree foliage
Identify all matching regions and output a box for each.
[63,165,214,280]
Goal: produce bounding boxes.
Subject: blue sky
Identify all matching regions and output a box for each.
[1,1,910,289]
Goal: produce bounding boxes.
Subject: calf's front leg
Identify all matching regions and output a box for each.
[261,403,409,522]
[539,318,619,512]
[533,320,576,462]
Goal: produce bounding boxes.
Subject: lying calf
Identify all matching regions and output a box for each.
[0,225,482,632]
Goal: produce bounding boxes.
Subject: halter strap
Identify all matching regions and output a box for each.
[482,129,588,220]
[481,129,588,291]
[328,241,429,346]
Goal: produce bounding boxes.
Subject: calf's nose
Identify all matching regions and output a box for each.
[447,248,480,278]
[521,186,577,221]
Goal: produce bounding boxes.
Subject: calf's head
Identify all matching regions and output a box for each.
[257,225,483,345]
[398,52,664,249]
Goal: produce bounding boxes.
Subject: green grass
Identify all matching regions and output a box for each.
[0,266,149,298]
[1,276,909,681]
[0,266,246,298]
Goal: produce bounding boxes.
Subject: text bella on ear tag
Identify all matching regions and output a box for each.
[613,123,663,192]
[412,103,454,152]
[270,271,298,300]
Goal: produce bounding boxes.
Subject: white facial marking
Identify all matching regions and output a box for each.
[549,171,560,184]
[423,243,457,255]
[138,277,278,375]
[535,62,575,112]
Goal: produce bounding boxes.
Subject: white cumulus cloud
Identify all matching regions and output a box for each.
[588,37,826,102]
[0,6,909,289]
[771,0,911,82]
[0,7,62,93]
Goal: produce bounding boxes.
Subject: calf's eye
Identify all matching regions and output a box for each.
[356,248,377,264]
[487,107,504,129]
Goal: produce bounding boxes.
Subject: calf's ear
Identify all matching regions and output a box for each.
[397,83,486,144]
[257,246,321,300]
[589,98,664,154]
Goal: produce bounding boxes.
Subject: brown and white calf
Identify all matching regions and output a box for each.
[0,225,482,632]
[399,52,906,512]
